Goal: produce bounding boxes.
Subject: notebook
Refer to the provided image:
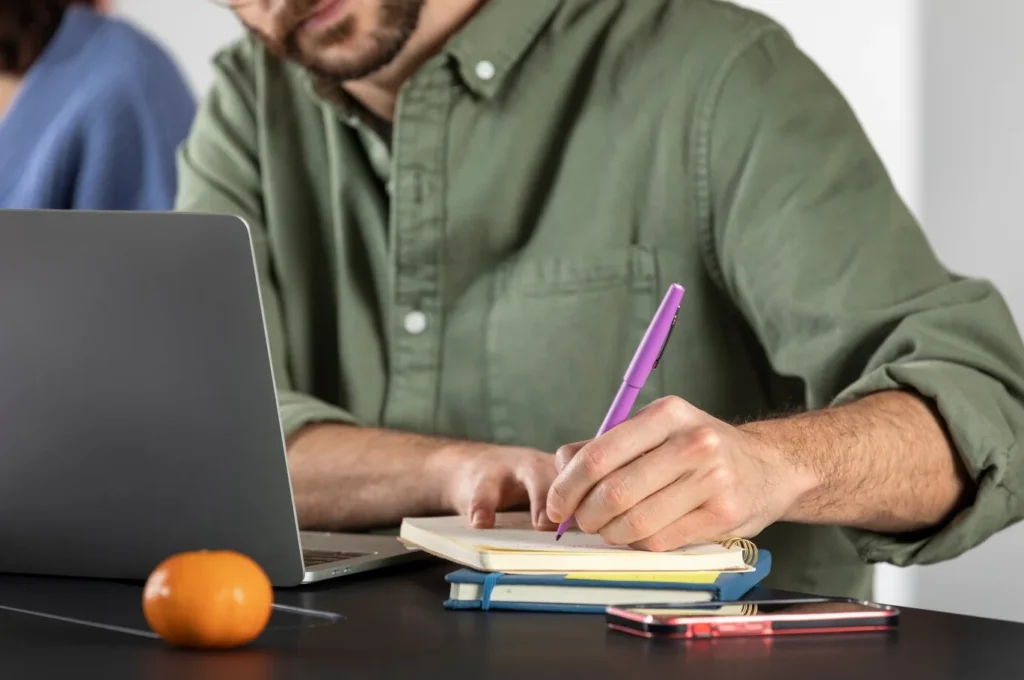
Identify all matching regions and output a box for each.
[443,550,772,613]
[399,512,759,573]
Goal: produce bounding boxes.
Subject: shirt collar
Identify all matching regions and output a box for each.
[445,0,564,99]
[303,72,366,126]
[299,0,563,117]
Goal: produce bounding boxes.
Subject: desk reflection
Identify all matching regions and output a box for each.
[143,648,277,680]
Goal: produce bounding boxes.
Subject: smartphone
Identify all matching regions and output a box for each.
[606,597,899,639]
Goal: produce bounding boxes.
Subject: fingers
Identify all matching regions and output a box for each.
[571,442,688,534]
[597,440,753,552]
[460,453,557,531]
[518,458,559,531]
[573,425,721,534]
[597,470,713,546]
[629,506,730,553]
[548,397,698,523]
[554,440,588,473]
[466,476,503,529]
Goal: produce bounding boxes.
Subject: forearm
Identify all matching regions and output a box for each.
[285,424,470,531]
[743,390,973,534]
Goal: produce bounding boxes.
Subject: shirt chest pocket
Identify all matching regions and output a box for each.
[484,246,662,452]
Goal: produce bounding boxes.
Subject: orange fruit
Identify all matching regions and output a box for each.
[142,550,273,649]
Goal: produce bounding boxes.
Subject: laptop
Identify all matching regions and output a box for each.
[0,210,425,586]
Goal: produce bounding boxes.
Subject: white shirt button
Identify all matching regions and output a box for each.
[475,60,496,81]
[403,310,428,335]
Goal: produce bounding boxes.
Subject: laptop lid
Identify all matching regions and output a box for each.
[0,210,307,586]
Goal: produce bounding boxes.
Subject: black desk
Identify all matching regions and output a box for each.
[0,558,1019,679]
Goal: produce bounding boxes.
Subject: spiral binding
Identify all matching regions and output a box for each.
[738,602,760,616]
[720,537,759,567]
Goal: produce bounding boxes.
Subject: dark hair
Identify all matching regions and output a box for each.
[0,1,97,75]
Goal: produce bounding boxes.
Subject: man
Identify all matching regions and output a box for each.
[177,0,1024,600]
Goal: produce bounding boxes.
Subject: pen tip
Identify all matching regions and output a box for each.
[555,533,562,542]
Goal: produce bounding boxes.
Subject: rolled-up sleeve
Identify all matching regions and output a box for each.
[700,25,1024,566]
[174,42,358,440]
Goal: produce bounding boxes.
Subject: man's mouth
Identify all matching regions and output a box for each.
[300,0,348,31]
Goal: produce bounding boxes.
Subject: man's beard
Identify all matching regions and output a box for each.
[251,0,426,82]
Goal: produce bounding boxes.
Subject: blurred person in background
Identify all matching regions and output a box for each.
[0,0,196,210]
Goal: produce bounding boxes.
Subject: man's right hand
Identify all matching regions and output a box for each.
[434,444,559,531]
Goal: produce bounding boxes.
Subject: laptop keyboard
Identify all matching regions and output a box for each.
[302,549,368,567]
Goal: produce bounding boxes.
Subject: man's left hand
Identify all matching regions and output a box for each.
[545,396,819,551]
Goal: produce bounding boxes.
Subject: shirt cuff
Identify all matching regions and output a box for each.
[277,390,360,441]
[829,360,1018,566]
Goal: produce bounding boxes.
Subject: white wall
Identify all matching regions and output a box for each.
[113,0,242,96]
[112,0,1024,621]
[909,0,1024,623]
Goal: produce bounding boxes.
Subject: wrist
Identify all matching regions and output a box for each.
[738,421,823,524]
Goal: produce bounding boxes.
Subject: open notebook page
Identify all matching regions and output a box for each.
[405,513,735,556]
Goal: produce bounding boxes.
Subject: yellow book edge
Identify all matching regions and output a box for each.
[564,571,721,584]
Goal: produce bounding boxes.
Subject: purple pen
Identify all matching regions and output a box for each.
[555,283,685,540]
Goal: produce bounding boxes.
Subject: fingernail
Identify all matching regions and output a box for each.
[471,511,484,526]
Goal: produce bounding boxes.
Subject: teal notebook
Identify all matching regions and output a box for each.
[444,550,771,614]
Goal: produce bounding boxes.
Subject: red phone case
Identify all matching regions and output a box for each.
[606,599,899,639]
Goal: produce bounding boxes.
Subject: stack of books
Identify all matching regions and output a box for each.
[399,512,770,614]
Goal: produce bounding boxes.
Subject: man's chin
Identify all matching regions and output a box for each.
[300,45,362,73]
[248,28,411,82]
[302,57,390,83]
[300,41,408,82]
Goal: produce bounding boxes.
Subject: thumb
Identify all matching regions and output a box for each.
[467,477,502,529]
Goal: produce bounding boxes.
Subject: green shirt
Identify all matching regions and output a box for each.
[175,0,1024,600]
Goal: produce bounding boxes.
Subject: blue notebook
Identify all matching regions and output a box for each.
[444,550,771,614]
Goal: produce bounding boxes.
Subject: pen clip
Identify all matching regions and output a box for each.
[652,312,678,370]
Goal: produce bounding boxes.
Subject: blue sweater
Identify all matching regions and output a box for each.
[0,7,196,210]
